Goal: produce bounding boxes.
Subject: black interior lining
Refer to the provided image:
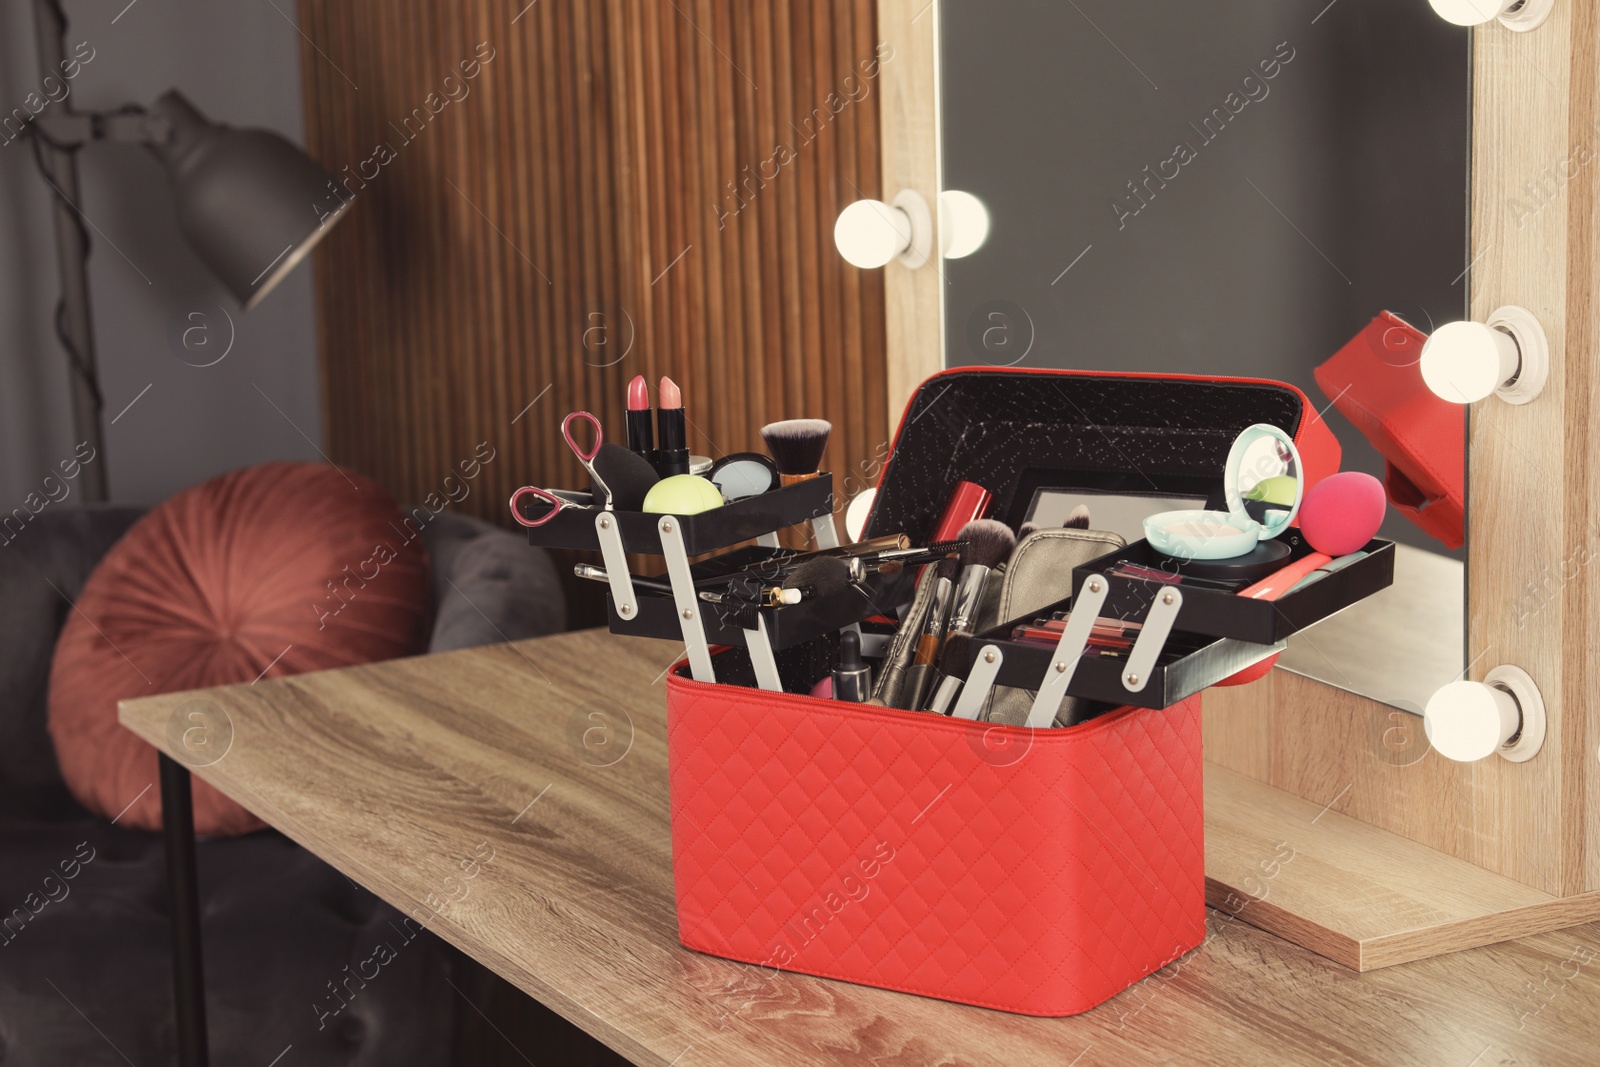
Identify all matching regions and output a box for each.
[868,370,1303,544]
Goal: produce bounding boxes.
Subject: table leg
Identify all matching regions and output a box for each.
[159,753,210,1067]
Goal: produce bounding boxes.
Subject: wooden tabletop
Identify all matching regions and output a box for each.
[121,630,1600,1067]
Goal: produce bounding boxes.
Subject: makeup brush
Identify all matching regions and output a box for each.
[761,419,832,485]
[699,586,803,608]
[1018,521,1041,540]
[574,563,675,597]
[901,556,959,711]
[1063,504,1091,531]
[917,522,1013,714]
[591,443,660,511]
[719,555,853,606]
[844,541,967,583]
[945,520,1016,635]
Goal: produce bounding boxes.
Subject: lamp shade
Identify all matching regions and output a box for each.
[145,90,351,309]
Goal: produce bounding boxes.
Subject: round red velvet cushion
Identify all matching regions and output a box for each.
[49,462,430,835]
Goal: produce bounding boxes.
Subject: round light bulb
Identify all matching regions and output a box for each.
[834,200,911,269]
[1428,0,1516,27]
[844,487,877,543]
[1420,321,1520,404]
[938,190,990,260]
[1424,680,1521,762]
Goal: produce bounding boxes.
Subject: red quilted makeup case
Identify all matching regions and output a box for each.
[664,367,1343,1016]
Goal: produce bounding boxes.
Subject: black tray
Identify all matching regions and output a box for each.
[939,604,1281,711]
[1072,535,1395,644]
[521,474,834,555]
[604,545,890,651]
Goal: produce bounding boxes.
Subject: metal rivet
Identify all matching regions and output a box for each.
[682,609,694,620]
[662,521,674,533]
[1162,592,1175,605]
[599,516,611,529]
[619,603,633,616]
[983,651,996,664]
[1089,579,1104,593]
[1055,662,1067,673]
[1126,673,1140,686]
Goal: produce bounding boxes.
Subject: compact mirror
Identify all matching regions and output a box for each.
[1144,424,1302,560]
[1226,423,1303,541]
[708,453,779,502]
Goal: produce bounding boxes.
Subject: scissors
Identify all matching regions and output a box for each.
[510,486,590,528]
[563,411,614,509]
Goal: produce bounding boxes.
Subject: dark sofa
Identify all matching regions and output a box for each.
[0,506,563,1066]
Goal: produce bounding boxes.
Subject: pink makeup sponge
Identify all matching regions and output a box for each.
[1299,471,1386,556]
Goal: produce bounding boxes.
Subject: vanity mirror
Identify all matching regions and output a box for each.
[936,0,1468,711]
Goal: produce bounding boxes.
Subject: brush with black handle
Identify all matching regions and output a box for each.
[923,520,1017,715]
[703,556,857,632]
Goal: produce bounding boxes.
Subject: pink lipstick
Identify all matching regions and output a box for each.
[656,376,690,476]
[626,374,655,466]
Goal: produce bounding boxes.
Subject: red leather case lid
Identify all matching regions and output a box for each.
[1314,312,1464,549]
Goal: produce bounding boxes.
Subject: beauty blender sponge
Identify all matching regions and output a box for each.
[591,443,660,510]
[1299,471,1387,555]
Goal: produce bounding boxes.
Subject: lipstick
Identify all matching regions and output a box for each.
[625,375,655,466]
[656,376,690,476]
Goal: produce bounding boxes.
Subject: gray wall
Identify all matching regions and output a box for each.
[0,0,322,508]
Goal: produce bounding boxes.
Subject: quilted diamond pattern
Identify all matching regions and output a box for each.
[666,666,1206,1017]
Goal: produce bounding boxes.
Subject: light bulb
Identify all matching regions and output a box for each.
[1420,321,1520,404]
[1428,0,1516,27]
[834,200,911,269]
[1424,680,1520,762]
[938,190,990,260]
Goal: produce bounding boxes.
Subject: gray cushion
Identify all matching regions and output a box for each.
[418,511,566,652]
[0,506,143,792]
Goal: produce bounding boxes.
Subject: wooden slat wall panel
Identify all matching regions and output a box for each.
[295,1,890,577]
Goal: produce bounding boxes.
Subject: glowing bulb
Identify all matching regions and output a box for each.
[1424,680,1520,762]
[834,200,911,269]
[938,190,990,260]
[1420,321,1520,404]
[1428,0,1516,27]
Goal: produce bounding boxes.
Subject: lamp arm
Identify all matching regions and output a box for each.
[30,0,108,503]
[33,107,157,150]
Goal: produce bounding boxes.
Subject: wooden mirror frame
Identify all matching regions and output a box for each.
[873,0,1600,968]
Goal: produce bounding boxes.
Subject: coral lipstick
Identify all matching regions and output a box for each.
[656,376,690,476]
[626,374,655,466]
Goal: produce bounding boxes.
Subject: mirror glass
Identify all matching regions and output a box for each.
[939,0,1467,710]
[1231,423,1302,539]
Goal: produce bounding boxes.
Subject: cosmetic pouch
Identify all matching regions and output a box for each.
[1314,311,1464,549]
[664,366,1343,1016]
[974,527,1127,726]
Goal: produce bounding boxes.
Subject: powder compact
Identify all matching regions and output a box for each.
[1142,423,1303,561]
